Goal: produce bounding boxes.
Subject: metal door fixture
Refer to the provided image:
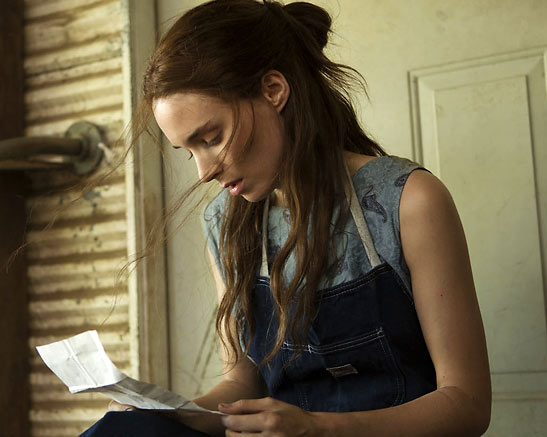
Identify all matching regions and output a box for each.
[0,121,104,175]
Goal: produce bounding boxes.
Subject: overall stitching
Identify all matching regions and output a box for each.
[378,334,405,406]
[321,265,391,298]
[390,266,415,305]
[281,348,310,411]
[256,264,391,298]
[281,327,384,354]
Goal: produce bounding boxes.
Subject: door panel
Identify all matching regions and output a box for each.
[410,50,547,434]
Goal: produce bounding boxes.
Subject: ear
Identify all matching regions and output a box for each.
[260,70,290,113]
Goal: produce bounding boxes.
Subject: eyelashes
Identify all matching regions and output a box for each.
[205,134,221,147]
[178,133,222,161]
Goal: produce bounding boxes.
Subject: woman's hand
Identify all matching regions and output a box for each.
[219,397,320,436]
[108,400,137,412]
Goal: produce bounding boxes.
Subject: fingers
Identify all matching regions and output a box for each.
[219,397,274,414]
[222,410,286,433]
[220,398,284,433]
[222,412,267,433]
[225,430,258,436]
[108,400,136,412]
[219,397,312,436]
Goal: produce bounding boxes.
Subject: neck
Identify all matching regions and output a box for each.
[270,188,287,207]
[269,151,358,208]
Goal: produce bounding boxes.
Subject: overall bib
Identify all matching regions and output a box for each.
[247,174,437,412]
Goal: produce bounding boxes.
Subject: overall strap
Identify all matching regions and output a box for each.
[259,166,382,277]
[344,164,382,268]
[260,195,270,277]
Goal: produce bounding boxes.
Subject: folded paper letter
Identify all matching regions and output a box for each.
[36,330,222,414]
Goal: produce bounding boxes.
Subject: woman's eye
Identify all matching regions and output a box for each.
[204,134,221,147]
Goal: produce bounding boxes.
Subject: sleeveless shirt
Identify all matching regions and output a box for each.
[202,155,437,412]
[203,155,426,300]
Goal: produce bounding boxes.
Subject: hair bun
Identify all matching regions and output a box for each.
[284,2,332,50]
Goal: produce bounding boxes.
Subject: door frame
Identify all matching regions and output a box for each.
[122,0,171,388]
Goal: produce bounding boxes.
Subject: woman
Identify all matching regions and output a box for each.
[82,0,491,435]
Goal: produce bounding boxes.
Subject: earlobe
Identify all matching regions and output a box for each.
[261,70,290,113]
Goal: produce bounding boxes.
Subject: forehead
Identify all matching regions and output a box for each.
[153,92,232,141]
[154,92,229,115]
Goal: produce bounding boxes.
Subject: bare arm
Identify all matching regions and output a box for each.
[178,249,267,435]
[110,250,265,435]
[308,169,492,435]
[220,170,492,436]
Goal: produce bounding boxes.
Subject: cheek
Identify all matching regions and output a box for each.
[259,117,284,156]
[228,127,253,163]
[269,130,285,167]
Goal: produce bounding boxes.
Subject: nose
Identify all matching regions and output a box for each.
[195,153,221,183]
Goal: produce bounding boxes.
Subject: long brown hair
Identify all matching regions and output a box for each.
[141,0,386,367]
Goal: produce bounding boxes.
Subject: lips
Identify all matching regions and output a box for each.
[224,179,243,196]
[222,179,241,189]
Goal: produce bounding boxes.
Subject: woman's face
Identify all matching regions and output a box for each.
[153,92,286,203]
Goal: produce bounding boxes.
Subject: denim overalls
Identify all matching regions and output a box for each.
[81,163,437,435]
[247,174,437,412]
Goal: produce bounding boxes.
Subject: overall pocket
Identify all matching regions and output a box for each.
[281,326,406,412]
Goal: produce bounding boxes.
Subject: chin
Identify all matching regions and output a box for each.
[241,194,262,203]
[242,190,270,203]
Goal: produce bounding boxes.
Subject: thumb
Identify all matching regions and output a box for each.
[108,400,136,411]
[219,397,271,414]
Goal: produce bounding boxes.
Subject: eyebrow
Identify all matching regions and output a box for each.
[185,120,216,145]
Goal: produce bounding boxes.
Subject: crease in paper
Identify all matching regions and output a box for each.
[36,330,222,415]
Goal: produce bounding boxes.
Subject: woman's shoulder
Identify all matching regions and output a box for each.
[351,154,429,196]
[349,154,431,250]
[399,167,455,229]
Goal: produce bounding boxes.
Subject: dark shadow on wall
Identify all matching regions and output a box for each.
[0,0,30,436]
